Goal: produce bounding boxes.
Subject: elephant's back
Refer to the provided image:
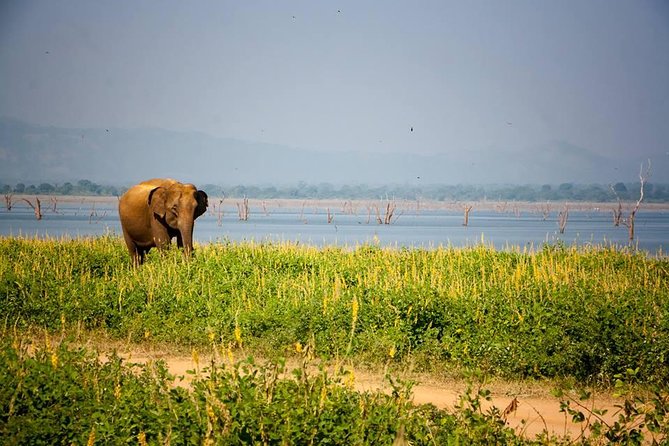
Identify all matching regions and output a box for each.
[139,178,178,188]
[119,179,176,209]
[118,178,179,229]
[120,183,152,206]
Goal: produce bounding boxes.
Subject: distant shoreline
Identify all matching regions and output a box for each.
[5,194,669,212]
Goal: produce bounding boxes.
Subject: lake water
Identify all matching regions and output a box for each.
[1,199,668,255]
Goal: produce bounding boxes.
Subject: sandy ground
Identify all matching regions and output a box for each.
[108,346,622,441]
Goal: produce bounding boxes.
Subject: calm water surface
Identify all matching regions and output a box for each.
[1,200,667,254]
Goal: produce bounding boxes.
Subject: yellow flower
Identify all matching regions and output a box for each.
[50,352,59,368]
[319,385,327,410]
[351,297,359,324]
[234,324,242,346]
[295,342,303,353]
[86,428,96,446]
[345,368,356,388]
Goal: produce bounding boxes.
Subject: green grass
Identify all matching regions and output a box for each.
[1,235,668,384]
[0,338,549,445]
[1,338,668,445]
[2,236,669,444]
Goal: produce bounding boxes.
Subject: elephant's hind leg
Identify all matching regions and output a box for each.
[128,244,143,267]
[122,234,146,266]
[130,247,150,267]
[137,248,150,266]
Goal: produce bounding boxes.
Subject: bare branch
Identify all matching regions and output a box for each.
[462,204,473,226]
[49,196,58,213]
[3,194,13,211]
[22,197,42,220]
[217,198,224,226]
[622,159,651,240]
[540,201,551,221]
[237,196,249,221]
[299,201,307,224]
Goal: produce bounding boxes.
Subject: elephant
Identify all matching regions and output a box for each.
[118,178,208,265]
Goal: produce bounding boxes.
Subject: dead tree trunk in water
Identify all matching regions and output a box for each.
[342,200,355,215]
[88,203,107,223]
[540,202,551,221]
[609,184,624,227]
[49,196,58,213]
[3,194,13,211]
[22,197,42,220]
[612,201,623,227]
[217,199,224,226]
[622,161,650,241]
[557,203,569,234]
[374,199,399,225]
[299,201,307,224]
[383,201,396,224]
[462,205,473,226]
[237,197,249,221]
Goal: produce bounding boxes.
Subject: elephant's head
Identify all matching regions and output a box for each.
[148,182,208,255]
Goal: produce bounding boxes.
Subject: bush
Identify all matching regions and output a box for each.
[0,237,668,385]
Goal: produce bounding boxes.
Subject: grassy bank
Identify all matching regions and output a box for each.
[1,236,667,385]
[2,338,669,445]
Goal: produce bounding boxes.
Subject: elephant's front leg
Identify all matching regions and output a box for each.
[151,225,172,251]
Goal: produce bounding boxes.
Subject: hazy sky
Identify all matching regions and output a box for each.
[1,0,668,162]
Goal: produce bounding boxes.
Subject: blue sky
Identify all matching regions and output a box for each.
[1,1,668,181]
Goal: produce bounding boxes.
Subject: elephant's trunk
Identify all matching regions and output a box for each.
[179,220,195,257]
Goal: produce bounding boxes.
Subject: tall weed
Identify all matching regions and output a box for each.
[1,236,667,384]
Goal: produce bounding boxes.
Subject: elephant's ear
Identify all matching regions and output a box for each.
[195,190,208,219]
[148,187,168,218]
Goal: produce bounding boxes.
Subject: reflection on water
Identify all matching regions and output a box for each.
[1,200,667,254]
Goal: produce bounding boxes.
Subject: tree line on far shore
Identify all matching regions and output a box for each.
[2,179,669,203]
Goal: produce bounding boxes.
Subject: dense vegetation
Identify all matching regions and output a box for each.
[1,179,122,197]
[1,236,669,444]
[0,339,528,445]
[3,179,669,202]
[1,236,667,385]
[202,181,669,203]
[5,339,667,445]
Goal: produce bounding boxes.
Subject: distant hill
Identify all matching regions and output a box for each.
[1,117,665,185]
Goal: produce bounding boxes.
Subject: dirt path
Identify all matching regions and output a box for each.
[115,349,621,440]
